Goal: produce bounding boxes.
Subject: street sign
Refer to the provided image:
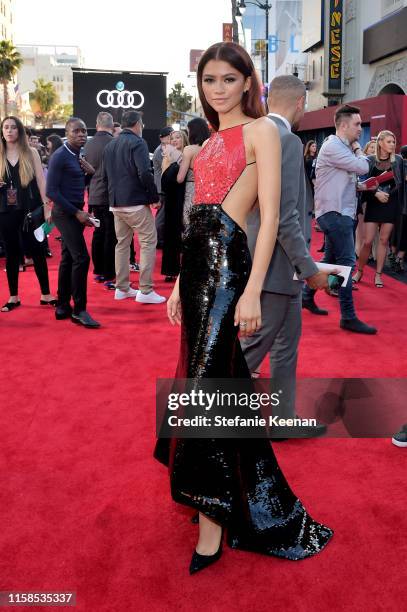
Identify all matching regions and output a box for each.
[223,23,233,42]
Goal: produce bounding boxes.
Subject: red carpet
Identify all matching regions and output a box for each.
[0,230,406,612]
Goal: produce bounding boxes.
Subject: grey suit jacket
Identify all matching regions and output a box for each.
[152,144,163,193]
[246,115,318,296]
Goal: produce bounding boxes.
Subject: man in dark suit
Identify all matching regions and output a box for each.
[241,75,329,436]
[84,112,116,288]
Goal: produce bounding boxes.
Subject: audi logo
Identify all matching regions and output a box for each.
[96,89,145,109]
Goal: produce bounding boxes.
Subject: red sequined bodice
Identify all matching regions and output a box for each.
[193,124,247,204]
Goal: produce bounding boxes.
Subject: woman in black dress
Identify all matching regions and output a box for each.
[154,43,332,574]
[303,139,317,193]
[390,144,407,272]
[160,130,189,282]
[0,116,55,311]
[353,130,405,287]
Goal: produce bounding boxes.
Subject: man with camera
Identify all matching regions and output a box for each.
[302,104,377,335]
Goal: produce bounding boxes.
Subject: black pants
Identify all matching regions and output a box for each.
[89,205,116,280]
[0,209,50,296]
[52,206,90,314]
[155,197,165,248]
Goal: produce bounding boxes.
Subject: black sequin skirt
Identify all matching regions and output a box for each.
[154,204,333,560]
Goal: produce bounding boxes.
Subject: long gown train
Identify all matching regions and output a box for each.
[154,124,333,560]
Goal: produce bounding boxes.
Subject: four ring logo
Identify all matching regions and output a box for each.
[96,89,145,109]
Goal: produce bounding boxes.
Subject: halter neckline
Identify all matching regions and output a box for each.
[217,121,255,133]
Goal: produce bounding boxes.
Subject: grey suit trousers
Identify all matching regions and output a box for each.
[240,291,302,419]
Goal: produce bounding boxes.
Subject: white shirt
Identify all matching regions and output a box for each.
[268,113,291,132]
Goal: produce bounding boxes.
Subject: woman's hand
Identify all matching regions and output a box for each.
[234,290,261,337]
[79,157,95,175]
[167,287,182,326]
[375,190,390,204]
[43,201,52,223]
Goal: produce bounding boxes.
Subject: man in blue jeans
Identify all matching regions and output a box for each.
[303,104,377,334]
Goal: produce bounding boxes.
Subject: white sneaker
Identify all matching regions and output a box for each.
[114,287,139,300]
[135,290,166,304]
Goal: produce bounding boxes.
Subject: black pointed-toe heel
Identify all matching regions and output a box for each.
[189,542,223,575]
[40,299,57,306]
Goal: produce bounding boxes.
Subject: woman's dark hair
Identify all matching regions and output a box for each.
[197,42,265,131]
[304,140,317,159]
[187,117,210,145]
[46,133,63,156]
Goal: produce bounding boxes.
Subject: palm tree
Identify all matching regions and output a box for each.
[0,40,23,118]
[29,78,59,127]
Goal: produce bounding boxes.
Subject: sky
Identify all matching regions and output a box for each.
[14,0,233,92]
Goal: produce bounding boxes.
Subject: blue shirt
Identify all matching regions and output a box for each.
[314,135,369,220]
[46,143,86,215]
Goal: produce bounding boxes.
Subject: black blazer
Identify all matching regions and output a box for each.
[103,129,158,207]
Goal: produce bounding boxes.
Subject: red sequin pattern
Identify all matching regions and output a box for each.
[193,125,246,204]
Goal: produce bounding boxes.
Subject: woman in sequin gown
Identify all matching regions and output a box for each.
[154,42,333,572]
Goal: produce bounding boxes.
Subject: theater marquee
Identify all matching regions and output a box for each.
[324,0,344,96]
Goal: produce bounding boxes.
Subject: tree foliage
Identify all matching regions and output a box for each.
[0,40,23,118]
[29,78,59,127]
[168,82,192,123]
[48,103,73,125]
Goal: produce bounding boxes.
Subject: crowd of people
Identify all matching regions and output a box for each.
[303,129,407,290]
[0,109,225,327]
[0,42,406,574]
[301,110,407,448]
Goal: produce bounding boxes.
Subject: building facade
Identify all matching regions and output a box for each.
[0,0,13,41]
[17,45,84,105]
[238,0,308,85]
[302,0,407,110]
[299,0,407,147]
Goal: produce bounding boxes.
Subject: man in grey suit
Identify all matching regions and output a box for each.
[241,76,330,435]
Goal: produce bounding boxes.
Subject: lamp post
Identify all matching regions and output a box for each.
[237,0,272,85]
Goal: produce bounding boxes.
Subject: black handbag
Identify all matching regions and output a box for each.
[22,205,44,232]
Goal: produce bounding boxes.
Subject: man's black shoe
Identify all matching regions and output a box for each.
[55,305,72,320]
[71,311,101,328]
[302,299,328,316]
[340,318,377,334]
